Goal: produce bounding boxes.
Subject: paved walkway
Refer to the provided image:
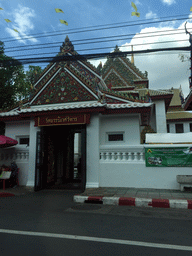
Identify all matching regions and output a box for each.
[1,186,192,210]
[0,186,34,196]
[79,187,192,199]
[74,187,192,210]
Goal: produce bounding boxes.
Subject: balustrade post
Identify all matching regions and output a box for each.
[111,152,115,161]
[140,152,144,161]
[122,152,126,161]
[100,152,104,160]
[116,152,121,161]
[134,152,138,161]
[128,152,132,161]
[106,152,110,161]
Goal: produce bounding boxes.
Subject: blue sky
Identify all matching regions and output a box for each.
[0,0,192,97]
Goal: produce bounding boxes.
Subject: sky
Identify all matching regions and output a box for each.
[0,0,192,98]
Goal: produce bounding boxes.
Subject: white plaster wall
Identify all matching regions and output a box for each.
[5,120,30,139]
[99,114,141,146]
[86,113,100,188]
[99,162,192,189]
[27,118,40,187]
[154,100,167,133]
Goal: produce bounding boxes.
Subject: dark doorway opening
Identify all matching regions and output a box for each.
[35,125,86,192]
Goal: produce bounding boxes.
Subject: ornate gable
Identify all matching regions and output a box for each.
[102,46,148,90]
[27,38,151,108]
[31,68,97,105]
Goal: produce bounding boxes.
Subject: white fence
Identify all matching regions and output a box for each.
[100,145,145,162]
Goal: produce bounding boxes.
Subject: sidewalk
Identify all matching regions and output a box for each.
[0,186,34,197]
[74,187,192,210]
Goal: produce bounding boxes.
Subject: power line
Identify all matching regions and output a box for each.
[7,39,190,59]
[4,28,187,54]
[1,46,190,66]
[2,13,189,41]
[2,15,191,44]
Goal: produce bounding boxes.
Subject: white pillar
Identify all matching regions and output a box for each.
[27,119,40,187]
[155,100,167,133]
[169,123,175,133]
[86,113,100,188]
[184,122,189,133]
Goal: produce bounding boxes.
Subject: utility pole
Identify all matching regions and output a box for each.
[185,22,192,89]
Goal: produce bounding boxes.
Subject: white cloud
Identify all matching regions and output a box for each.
[119,21,192,98]
[145,11,158,20]
[5,5,37,44]
[162,0,176,5]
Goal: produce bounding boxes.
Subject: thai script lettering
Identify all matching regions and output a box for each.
[45,116,78,124]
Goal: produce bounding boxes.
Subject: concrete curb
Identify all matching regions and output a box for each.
[73,195,192,210]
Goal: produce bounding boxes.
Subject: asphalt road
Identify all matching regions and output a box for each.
[0,190,192,256]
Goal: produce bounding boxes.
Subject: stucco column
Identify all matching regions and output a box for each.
[86,113,100,188]
[27,118,40,187]
[155,100,167,133]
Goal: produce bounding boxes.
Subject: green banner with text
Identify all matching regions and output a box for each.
[145,147,192,167]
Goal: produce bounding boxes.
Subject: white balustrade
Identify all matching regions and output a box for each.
[100,146,145,162]
[0,149,29,163]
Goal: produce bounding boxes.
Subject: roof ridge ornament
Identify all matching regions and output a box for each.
[60,36,75,55]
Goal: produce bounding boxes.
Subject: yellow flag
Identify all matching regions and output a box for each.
[190,6,192,11]
[0,8,3,10]
[131,2,137,12]
[4,19,11,23]
[55,8,64,13]
[60,19,68,25]
[13,29,19,33]
[131,12,140,17]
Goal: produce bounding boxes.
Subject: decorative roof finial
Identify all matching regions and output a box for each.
[60,35,75,55]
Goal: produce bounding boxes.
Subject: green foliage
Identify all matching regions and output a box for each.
[0,41,31,110]
[140,125,155,144]
[25,65,43,86]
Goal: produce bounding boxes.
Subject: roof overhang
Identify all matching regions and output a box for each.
[151,94,173,112]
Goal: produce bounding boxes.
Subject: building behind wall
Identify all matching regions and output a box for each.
[166,87,192,133]
[2,37,188,191]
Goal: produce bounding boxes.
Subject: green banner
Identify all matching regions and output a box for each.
[145,147,192,167]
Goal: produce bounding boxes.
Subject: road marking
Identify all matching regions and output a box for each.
[0,229,191,251]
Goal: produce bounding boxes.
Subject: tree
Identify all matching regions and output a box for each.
[25,65,43,86]
[0,41,31,110]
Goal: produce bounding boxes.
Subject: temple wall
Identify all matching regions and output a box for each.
[99,144,192,190]
[5,120,30,140]
[99,114,141,146]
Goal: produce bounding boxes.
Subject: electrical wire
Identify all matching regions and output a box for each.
[2,15,191,44]
[4,28,188,54]
[2,13,188,41]
[0,46,190,66]
[2,13,189,41]
[7,38,190,59]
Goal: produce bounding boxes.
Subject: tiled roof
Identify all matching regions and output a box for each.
[0,101,153,117]
[148,89,173,96]
[166,111,192,120]
[106,103,153,109]
[0,111,19,117]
